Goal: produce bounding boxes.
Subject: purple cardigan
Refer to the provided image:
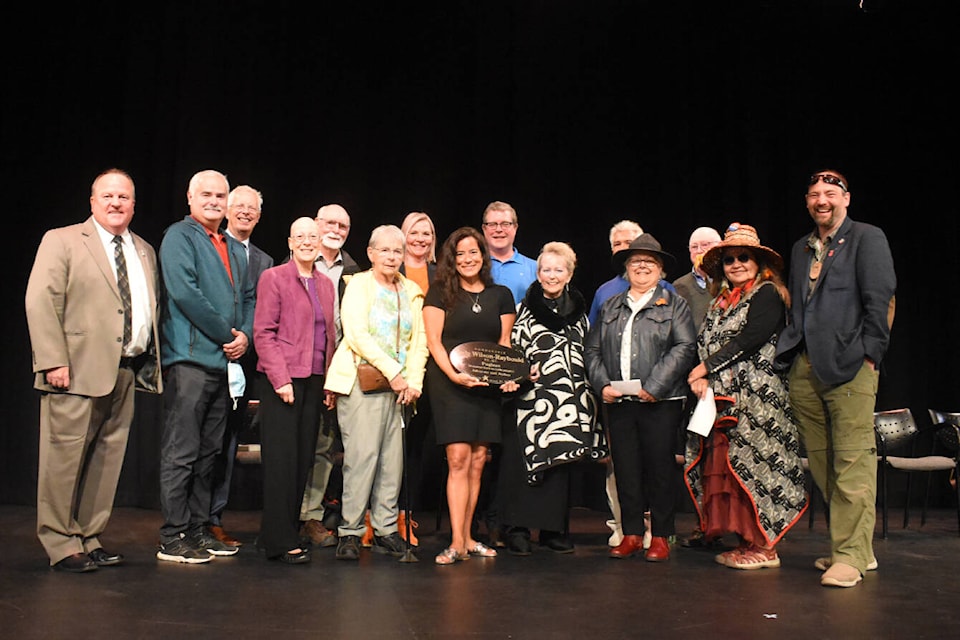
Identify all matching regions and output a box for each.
[254,260,337,390]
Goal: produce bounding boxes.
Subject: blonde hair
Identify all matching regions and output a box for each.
[538,241,577,277]
[400,211,437,263]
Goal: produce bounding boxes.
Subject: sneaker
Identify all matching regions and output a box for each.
[815,556,879,572]
[157,534,212,564]
[336,535,361,561]
[193,529,239,556]
[372,532,406,557]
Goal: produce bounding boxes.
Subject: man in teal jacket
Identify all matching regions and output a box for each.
[157,169,255,564]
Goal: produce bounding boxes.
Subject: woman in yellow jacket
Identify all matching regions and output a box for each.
[324,225,429,561]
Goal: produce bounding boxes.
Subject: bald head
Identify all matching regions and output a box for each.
[688,226,721,272]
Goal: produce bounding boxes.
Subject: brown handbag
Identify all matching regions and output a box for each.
[357,362,391,393]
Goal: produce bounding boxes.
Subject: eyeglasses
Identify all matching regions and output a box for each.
[230,205,259,214]
[319,219,350,231]
[627,257,659,269]
[292,233,320,245]
[482,221,516,230]
[808,173,847,192]
[689,241,717,252]
[375,247,404,258]
[722,253,753,266]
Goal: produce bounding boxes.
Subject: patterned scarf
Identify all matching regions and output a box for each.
[715,277,757,311]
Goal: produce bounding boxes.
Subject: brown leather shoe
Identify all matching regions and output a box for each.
[644,536,671,562]
[300,519,337,548]
[609,534,644,559]
[209,525,242,547]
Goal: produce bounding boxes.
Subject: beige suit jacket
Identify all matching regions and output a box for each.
[25,216,162,397]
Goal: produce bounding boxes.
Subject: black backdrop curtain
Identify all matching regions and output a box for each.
[2,1,956,506]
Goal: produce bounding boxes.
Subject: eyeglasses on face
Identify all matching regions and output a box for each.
[689,241,717,252]
[808,173,847,192]
[292,233,320,245]
[627,257,659,269]
[375,247,404,258]
[482,221,516,230]
[319,219,350,231]
[722,253,753,266]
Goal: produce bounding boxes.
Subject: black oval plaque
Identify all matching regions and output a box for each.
[449,341,528,385]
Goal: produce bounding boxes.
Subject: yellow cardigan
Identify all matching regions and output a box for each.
[324,270,429,395]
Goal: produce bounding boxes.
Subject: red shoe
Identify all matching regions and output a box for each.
[644,536,670,562]
[609,534,644,559]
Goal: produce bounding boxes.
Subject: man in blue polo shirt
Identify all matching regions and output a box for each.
[479,200,536,551]
[482,201,537,305]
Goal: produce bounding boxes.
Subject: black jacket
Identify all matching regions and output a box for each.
[585,283,697,401]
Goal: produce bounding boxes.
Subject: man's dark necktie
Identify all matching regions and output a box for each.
[113,235,132,349]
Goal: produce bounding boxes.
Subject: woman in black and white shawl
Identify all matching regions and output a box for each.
[498,241,603,555]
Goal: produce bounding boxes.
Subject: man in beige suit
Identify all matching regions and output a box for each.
[25,168,161,573]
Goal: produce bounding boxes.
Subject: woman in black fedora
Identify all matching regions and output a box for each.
[585,233,697,561]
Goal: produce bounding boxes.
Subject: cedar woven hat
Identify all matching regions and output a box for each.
[700,222,783,278]
[613,233,675,271]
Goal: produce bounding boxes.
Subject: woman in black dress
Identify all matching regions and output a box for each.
[423,227,519,565]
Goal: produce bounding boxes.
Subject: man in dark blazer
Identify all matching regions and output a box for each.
[25,168,162,572]
[208,185,275,546]
[776,169,896,589]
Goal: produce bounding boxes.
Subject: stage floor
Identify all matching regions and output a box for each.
[1,505,958,639]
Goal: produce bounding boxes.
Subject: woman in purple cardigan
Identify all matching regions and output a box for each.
[253,217,337,564]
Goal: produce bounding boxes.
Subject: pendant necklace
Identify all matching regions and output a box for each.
[470,291,482,314]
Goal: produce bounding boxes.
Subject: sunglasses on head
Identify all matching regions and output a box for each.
[809,173,847,192]
[722,253,753,266]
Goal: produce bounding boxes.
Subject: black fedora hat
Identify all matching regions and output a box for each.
[613,233,675,271]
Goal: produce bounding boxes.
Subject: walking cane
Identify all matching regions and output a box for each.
[399,402,418,563]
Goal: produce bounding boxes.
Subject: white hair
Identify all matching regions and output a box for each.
[608,220,643,248]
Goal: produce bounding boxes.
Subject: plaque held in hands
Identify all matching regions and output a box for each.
[449,342,528,385]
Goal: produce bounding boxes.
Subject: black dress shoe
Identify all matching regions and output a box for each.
[273,548,311,565]
[88,548,124,567]
[540,532,574,554]
[52,553,98,573]
[507,530,532,556]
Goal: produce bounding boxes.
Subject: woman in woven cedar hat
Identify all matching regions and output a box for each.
[684,223,808,570]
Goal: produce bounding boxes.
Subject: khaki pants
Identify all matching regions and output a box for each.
[37,368,135,564]
[336,382,403,537]
[789,354,878,574]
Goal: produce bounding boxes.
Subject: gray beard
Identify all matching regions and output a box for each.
[321,236,344,251]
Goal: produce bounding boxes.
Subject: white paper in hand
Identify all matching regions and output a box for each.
[687,387,716,436]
